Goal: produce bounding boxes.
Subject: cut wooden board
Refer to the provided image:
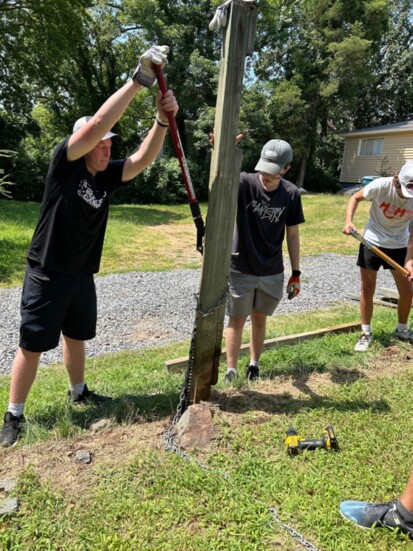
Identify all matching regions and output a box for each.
[165,321,361,372]
[376,287,399,300]
[346,293,397,308]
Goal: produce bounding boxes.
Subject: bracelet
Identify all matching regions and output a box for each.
[156,117,169,128]
[292,270,301,277]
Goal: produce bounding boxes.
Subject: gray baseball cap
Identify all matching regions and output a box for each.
[255,139,293,175]
[72,116,123,143]
[399,161,413,198]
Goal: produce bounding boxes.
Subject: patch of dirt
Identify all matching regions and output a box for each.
[0,420,166,499]
[132,314,178,341]
[150,224,203,268]
[0,345,410,496]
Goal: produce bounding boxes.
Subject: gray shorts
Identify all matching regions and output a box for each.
[226,271,284,318]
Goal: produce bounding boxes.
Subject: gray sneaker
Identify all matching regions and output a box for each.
[354,332,373,352]
[224,370,237,384]
[395,328,413,343]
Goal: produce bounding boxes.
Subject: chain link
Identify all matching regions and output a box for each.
[268,508,322,551]
[162,292,321,551]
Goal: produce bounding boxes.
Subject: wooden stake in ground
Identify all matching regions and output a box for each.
[189,1,257,404]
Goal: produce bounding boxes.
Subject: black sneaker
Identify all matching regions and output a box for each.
[67,384,112,405]
[246,365,259,381]
[0,412,26,448]
[340,500,413,539]
[224,370,237,384]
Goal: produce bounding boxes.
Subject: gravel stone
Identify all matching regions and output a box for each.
[0,253,396,376]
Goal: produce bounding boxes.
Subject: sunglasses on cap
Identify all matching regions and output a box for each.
[405,182,413,190]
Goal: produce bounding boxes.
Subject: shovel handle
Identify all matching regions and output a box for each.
[349,229,409,277]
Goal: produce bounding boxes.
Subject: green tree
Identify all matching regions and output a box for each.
[254,0,390,189]
[354,0,413,127]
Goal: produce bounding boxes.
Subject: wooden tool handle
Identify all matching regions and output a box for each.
[349,229,409,277]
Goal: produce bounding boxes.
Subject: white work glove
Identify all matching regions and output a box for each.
[209,5,228,30]
[132,45,170,88]
[287,272,301,300]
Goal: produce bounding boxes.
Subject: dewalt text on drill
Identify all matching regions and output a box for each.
[285,426,339,456]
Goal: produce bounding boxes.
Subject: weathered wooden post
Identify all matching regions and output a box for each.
[189,0,257,403]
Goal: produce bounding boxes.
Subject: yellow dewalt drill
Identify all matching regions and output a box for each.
[285,426,339,456]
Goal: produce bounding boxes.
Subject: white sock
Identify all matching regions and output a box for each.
[69,382,85,399]
[226,367,237,374]
[8,402,25,417]
[250,360,259,367]
[361,324,371,334]
[397,323,408,332]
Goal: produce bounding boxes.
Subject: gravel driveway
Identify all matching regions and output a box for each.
[0,253,396,375]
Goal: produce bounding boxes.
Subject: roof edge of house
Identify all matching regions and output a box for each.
[341,124,413,138]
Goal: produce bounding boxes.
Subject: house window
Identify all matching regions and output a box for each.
[358,138,383,156]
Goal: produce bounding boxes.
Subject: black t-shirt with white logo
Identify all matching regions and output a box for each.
[27,138,126,274]
[231,172,305,276]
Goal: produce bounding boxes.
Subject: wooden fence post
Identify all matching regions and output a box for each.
[189,1,257,404]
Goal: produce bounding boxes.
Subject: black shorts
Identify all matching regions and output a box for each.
[19,261,97,353]
[356,244,407,271]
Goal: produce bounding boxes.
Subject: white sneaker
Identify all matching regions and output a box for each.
[354,332,373,352]
[395,328,413,343]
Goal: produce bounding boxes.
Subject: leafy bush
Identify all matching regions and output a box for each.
[0,150,14,198]
[113,156,208,205]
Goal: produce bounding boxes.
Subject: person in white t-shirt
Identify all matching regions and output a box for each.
[343,161,413,351]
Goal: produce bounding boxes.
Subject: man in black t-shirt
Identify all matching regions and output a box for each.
[224,139,305,383]
[0,45,179,447]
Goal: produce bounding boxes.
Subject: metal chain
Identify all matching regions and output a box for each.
[162,292,321,550]
[268,508,321,551]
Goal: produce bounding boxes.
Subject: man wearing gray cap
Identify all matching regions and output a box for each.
[343,161,413,352]
[224,139,305,383]
[0,45,179,447]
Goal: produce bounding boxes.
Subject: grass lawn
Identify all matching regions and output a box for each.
[1,195,412,549]
[0,195,370,288]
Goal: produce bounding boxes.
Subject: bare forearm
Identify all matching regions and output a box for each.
[68,79,142,160]
[122,120,167,181]
[287,232,300,271]
[92,80,142,137]
[346,197,358,223]
[343,191,364,233]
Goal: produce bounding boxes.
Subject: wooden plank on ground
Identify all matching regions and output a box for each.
[165,321,361,372]
[376,287,399,300]
[346,293,398,308]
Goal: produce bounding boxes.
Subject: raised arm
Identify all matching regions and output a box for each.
[67,45,170,162]
[121,88,179,182]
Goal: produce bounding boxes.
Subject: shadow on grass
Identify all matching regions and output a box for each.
[29,391,180,433]
[264,359,366,381]
[373,333,406,348]
[216,389,390,416]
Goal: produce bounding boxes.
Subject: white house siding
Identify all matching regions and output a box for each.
[340,131,413,184]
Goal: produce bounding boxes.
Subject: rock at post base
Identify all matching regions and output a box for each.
[174,403,217,449]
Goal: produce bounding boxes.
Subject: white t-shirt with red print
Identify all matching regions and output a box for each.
[363,177,413,249]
